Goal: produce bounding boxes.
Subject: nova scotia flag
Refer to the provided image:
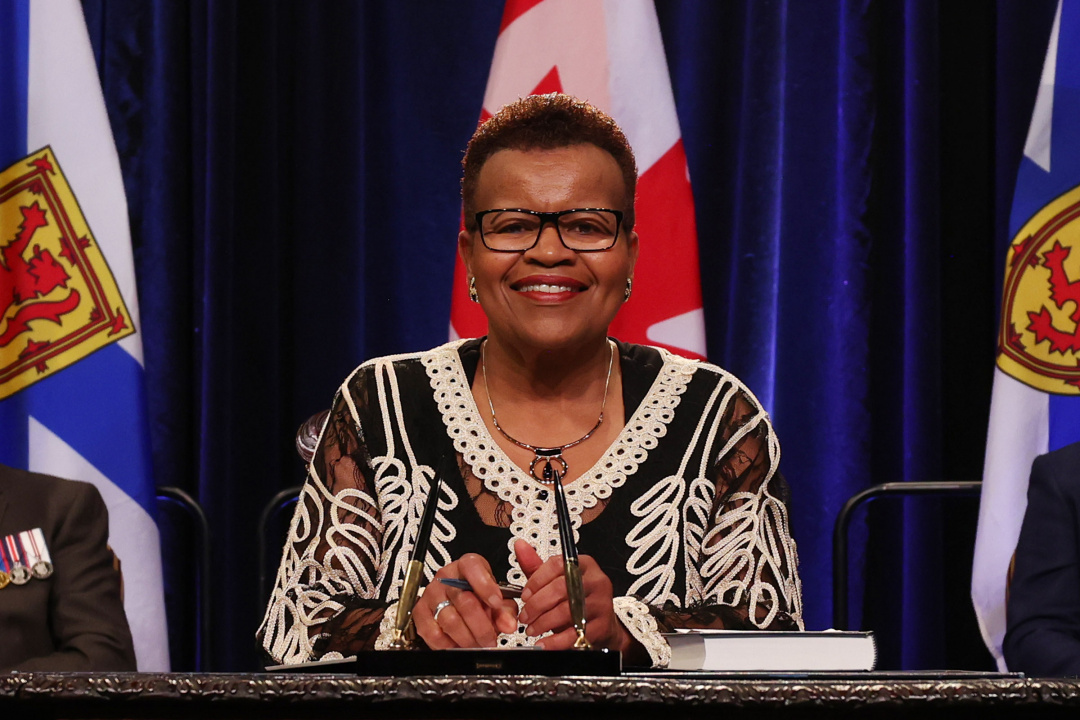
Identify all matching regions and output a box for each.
[0,0,168,669]
[973,0,1080,670]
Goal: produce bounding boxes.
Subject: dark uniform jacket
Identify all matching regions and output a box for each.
[0,464,136,671]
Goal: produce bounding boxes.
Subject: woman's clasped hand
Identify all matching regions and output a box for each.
[414,540,636,655]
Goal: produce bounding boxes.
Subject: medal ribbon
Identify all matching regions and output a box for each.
[21,530,40,564]
[23,529,53,579]
[5,535,25,567]
[0,539,9,589]
[27,528,50,564]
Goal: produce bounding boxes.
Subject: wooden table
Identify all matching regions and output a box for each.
[3,672,1080,719]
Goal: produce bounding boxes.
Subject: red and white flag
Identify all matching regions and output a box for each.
[450,0,706,360]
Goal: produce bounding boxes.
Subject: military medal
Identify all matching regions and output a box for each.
[4,535,31,585]
[0,547,10,589]
[9,564,29,585]
[26,529,53,580]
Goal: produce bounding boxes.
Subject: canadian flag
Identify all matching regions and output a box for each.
[449,0,706,360]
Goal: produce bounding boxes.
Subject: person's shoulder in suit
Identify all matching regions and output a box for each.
[1028,441,1080,480]
[1,463,90,518]
[0,464,110,544]
[1004,441,1080,677]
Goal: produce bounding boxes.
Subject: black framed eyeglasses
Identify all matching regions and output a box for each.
[475,208,623,252]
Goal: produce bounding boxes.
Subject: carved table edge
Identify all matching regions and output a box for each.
[2,673,1079,708]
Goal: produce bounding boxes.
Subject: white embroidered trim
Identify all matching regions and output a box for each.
[263,341,802,665]
[369,359,459,603]
[259,467,379,664]
[622,353,802,629]
[422,341,694,587]
[375,602,400,650]
[261,353,461,665]
[614,595,670,668]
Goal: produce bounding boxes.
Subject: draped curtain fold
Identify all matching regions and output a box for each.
[78,0,1056,671]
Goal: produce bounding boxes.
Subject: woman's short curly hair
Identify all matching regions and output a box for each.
[461,93,638,231]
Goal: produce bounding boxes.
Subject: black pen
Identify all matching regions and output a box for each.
[550,467,591,649]
[437,577,524,599]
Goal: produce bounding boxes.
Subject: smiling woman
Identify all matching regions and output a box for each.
[258,94,803,669]
[461,142,637,356]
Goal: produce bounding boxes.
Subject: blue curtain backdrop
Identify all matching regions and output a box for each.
[72,0,1057,671]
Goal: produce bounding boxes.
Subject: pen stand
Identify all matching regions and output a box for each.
[270,648,622,677]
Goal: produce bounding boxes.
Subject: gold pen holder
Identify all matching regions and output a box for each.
[564,559,592,650]
[389,561,424,650]
[388,625,416,650]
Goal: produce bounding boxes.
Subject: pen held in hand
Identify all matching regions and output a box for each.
[437,577,523,599]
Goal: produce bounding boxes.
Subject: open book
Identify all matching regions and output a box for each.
[664,630,877,672]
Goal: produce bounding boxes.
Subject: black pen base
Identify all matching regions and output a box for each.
[271,648,622,677]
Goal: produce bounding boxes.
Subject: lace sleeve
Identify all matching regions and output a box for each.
[614,380,802,668]
[630,386,802,655]
[257,379,389,664]
[682,387,802,630]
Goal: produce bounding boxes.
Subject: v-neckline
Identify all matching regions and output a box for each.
[426,339,692,513]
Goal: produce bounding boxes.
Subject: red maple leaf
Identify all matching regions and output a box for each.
[530,66,563,96]
[477,67,564,124]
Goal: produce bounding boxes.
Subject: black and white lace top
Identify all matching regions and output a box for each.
[258,338,802,667]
